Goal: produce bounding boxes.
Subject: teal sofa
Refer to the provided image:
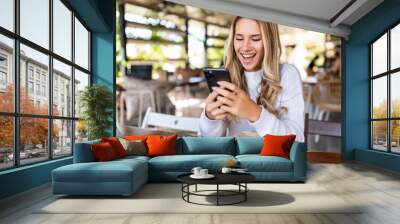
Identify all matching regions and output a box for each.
[52,137,307,196]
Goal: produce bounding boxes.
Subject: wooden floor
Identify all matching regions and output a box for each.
[308,152,342,163]
[1,162,400,224]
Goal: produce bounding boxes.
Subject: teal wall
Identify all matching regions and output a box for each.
[343,0,400,171]
[0,158,72,199]
[0,0,116,200]
[92,31,116,136]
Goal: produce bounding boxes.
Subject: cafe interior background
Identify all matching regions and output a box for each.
[116,0,343,157]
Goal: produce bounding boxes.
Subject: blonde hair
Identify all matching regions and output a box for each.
[224,17,287,116]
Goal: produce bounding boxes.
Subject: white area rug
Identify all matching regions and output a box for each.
[38,183,361,214]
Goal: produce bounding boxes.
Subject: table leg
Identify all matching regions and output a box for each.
[187,184,190,202]
[195,184,197,192]
[217,184,219,206]
[245,183,247,201]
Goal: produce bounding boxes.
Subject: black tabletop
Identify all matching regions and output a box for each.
[177,172,255,185]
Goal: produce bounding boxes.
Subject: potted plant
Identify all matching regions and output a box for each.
[79,84,113,140]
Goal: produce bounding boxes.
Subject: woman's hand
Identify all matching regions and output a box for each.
[213,81,262,122]
[204,90,230,120]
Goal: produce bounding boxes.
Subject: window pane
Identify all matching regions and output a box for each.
[0,0,14,31]
[372,121,388,151]
[20,0,49,49]
[391,120,400,153]
[74,69,89,118]
[53,119,72,158]
[391,72,400,118]
[188,20,205,68]
[53,59,72,117]
[0,34,14,112]
[0,116,13,170]
[372,33,387,76]
[74,18,89,70]
[20,44,49,115]
[391,24,400,70]
[75,120,88,143]
[53,0,72,60]
[372,76,387,119]
[20,117,49,165]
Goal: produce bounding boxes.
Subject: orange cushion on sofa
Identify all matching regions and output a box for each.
[91,142,118,162]
[260,134,296,159]
[146,135,178,157]
[101,137,126,158]
[124,135,148,141]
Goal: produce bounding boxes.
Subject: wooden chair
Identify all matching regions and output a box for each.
[119,90,157,127]
[304,113,342,163]
[312,79,341,121]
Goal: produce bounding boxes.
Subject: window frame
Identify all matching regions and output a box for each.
[370,20,400,154]
[0,0,92,171]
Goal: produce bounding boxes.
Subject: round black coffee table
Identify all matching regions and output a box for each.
[177,173,255,206]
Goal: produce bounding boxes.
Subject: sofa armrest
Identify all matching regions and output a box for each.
[289,142,307,181]
[73,140,100,163]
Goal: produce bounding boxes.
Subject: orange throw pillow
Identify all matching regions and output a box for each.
[91,142,117,162]
[101,137,126,158]
[260,134,296,159]
[146,135,178,157]
[124,135,148,141]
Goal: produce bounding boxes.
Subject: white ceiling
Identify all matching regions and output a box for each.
[166,0,384,37]
[227,0,352,23]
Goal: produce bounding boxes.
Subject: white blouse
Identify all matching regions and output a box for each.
[199,63,305,143]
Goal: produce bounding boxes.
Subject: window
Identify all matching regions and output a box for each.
[28,81,34,94]
[0,0,14,31]
[0,34,14,113]
[0,71,7,84]
[35,70,41,81]
[42,85,46,97]
[0,52,9,90]
[36,84,40,95]
[370,23,400,154]
[0,53,8,89]
[74,69,89,142]
[53,119,72,158]
[74,18,89,70]
[28,67,34,80]
[53,59,72,117]
[20,0,49,49]
[188,20,206,68]
[53,0,72,60]
[0,0,91,170]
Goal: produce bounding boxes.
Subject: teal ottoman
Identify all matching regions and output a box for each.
[52,156,148,196]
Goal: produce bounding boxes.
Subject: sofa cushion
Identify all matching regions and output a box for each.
[53,158,147,183]
[119,138,147,156]
[91,142,118,162]
[147,135,177,157]
[124,135,148,141]
[177,137,235,155]
[260,134,296,159]
[236,155,293,172]
[149,154,235,172]
[236,137,263,155]
[101,137,127,158]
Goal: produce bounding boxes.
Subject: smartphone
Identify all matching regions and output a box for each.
[203,68,231,92]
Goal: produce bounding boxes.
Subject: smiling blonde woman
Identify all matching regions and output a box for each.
[199,17,305,142]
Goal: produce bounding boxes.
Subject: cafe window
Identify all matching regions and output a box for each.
[370,23,400,154]
[0,0,92,171]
